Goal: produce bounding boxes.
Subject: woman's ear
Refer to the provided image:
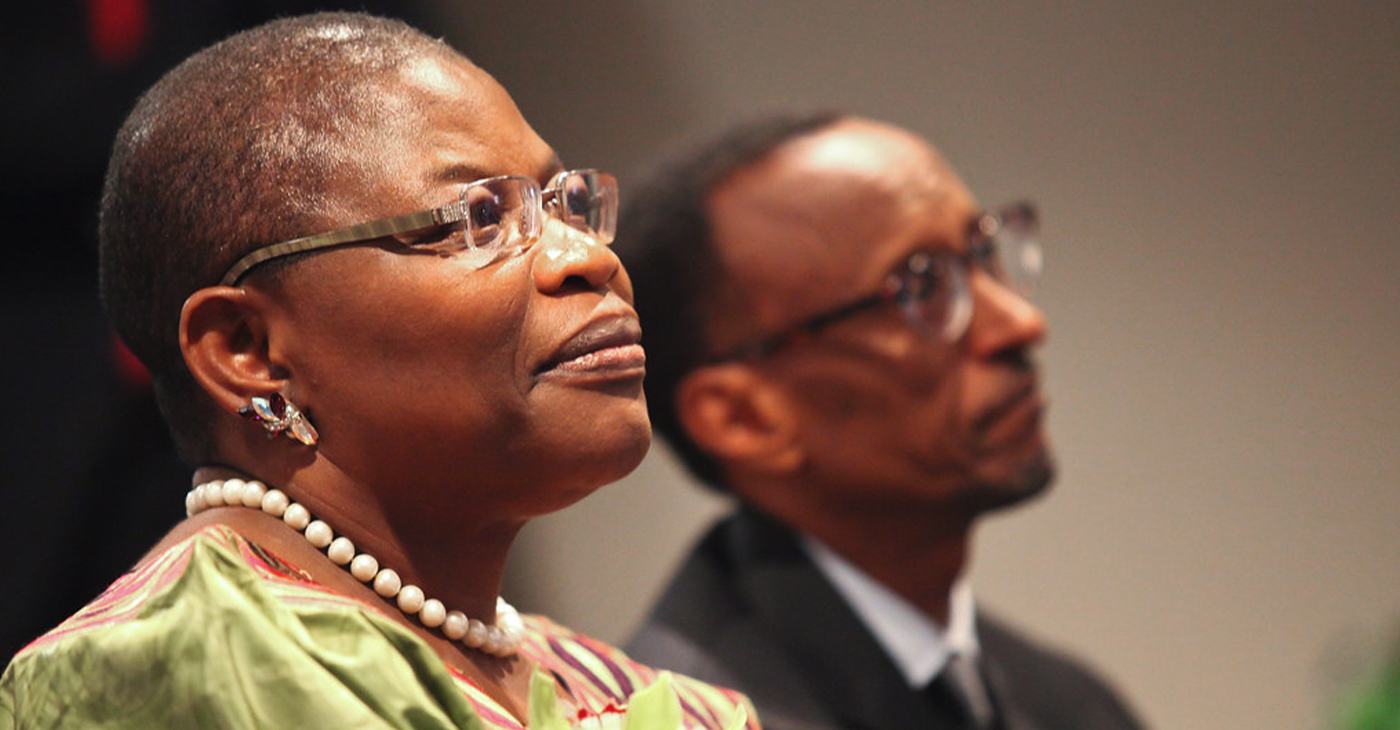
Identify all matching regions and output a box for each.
[675,364,805,476]
[180,287,286,416]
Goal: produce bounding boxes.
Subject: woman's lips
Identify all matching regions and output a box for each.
[540,316,646,376]
[547,343,646,373]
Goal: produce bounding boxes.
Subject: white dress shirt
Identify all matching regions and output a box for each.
[800,535,981,689]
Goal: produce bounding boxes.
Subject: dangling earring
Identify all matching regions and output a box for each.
[239,393,318,446]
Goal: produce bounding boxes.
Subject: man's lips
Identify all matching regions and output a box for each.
[977,380,1045,437]
[539,315,645,375]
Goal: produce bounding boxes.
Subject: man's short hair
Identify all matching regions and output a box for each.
[615,110,845,491]
[99,12,454,462]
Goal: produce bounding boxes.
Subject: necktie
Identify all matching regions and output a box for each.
[928,652,996,728]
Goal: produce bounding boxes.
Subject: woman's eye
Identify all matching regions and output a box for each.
[470,193,505,228]
[565,188,592,217]
[465,192,509,249]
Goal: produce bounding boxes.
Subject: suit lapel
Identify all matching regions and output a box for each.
[729,509,965,730]
[978,620,1048,730]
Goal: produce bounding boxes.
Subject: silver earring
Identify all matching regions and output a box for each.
[238,393,318,446]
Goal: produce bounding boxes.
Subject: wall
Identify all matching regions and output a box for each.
[438,3,1400,729]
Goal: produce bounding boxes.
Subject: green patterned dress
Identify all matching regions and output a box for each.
[1,526,756,730]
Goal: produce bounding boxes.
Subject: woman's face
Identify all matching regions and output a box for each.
[252,54,650,520]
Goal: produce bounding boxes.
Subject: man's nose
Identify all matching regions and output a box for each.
[531,218,621,292]
[964,272,1048,357]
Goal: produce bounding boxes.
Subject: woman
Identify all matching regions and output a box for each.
[0,13,753,730]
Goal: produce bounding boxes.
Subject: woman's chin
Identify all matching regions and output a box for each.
[581,424,653,492]
[527,423,652,515]
[585,401,654,478]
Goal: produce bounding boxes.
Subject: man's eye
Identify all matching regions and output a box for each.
[892,268,934,305]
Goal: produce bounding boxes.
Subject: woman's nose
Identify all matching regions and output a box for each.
[531,219,621,293]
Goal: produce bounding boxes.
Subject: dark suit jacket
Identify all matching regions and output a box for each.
[626,509,1147,730]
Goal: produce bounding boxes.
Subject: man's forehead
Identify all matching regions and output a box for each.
[792,120,950,196]
[702,120,975,340]
[710,122,966,274]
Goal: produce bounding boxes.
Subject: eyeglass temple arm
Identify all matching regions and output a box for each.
[709,293,889,362]
[219,203,470,286]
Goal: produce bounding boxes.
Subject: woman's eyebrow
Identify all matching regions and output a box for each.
[438,152,565,185]
[439,162,493,184]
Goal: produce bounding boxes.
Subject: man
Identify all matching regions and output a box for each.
[616,112,1148,730]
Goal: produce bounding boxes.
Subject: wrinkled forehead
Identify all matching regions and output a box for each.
[707,120,973,322]
[329,54,556,213]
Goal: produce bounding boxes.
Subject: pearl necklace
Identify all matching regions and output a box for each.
[186,478,524,657]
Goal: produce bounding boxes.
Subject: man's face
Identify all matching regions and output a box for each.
[252,54,650,524]
[705,119,1052,516]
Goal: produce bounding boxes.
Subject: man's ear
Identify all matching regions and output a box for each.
[180,286,287,416]
[675,364,805,476]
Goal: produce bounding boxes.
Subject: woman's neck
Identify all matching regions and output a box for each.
[177,466,540,720]
[190,465,522,621]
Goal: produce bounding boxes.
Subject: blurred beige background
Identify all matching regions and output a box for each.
[435,3,1399,729]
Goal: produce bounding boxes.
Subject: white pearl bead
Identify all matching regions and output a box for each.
[498,609,524,634]
[184,480,521,657]
[283,503,311,531]
[500,630,522,654]
[240,481,267,508]
[373,568,401,598]
[442,611,469,640]
[261,489,290,517]
[396,585,425,614]
[304,520,333,548]
[464,619,488,648]
[204,480,227,506]
[419,599,446,628]
[483,626,504,655]
[221,479,245,506]
[326,537,355,565]
[350,554,379,582]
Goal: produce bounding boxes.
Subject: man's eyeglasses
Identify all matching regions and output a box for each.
[218,169,618,286]
[708,202,1041,362]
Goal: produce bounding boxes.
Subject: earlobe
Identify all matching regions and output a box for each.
[180,287,287,416]
[676,365,805,476]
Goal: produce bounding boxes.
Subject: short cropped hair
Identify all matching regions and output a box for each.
[614,110,845,491]
[99,13,455,462]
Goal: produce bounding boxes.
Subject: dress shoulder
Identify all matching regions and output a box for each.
[0,526,485,729]
[520,613,760,730]
[2,527,760,729]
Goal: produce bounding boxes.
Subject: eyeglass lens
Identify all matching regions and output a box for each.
[454,170,617,256]
[979,203,1040,297]
[895,204,1040,343]
[460,178,542,251]
[547,169,618,245]
[897,253,971,342]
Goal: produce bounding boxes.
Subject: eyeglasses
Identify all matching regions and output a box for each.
[709,202,1041,362]
[218,169,618,286]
